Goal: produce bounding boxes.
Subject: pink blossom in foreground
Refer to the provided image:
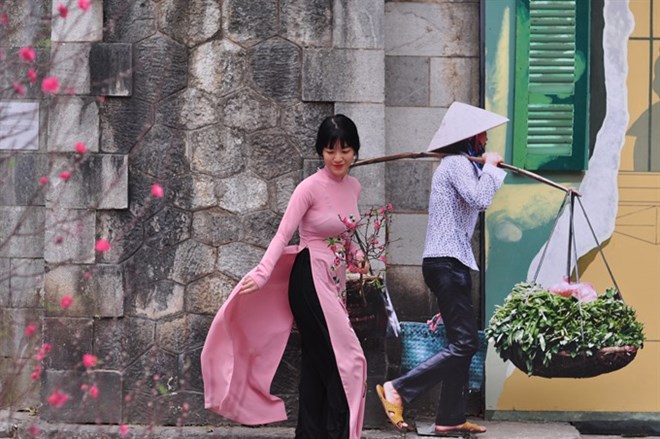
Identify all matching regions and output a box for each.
[83,271,93,280]
[47,389,70,408]
[35,343,52,361]
[59,294,73,309]
[39,176,49,185]
[119,424,129,437]
[151,183,164,198]
[95,239,111,252]
[31,365,41,380]
[27,424,40,436]
[78,0,91,11]
[57,4,69,18]
[24,323,37,337]
[41,76,59,94]
[1,14,8,26]
[75,142,86,154]
[28,68,37,84]
[13,82,26,96]
[59,171,72,180]
[88,384,99,398]
[82,353,97,368]
[19,47,35,63]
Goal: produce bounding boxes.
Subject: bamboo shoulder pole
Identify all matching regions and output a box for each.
[352,152,579,195]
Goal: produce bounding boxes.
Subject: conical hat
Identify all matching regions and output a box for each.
[426,102,509,152]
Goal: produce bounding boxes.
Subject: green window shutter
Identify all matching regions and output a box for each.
[512,0,590,171]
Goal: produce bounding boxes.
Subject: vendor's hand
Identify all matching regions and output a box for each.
[355,259,370,275]
[238,276,259,295]
[481,152,503,166]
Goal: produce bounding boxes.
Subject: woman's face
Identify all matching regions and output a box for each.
[322,140,355,178]
[476,132,488,151]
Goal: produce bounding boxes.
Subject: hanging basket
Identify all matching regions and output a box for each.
[399,321,487,391]
[346,275,387,338]
[507,344,638,379]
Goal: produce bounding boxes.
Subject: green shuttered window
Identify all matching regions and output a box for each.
[513,0,590,171]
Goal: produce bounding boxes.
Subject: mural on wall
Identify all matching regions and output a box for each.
[484,0,659,417]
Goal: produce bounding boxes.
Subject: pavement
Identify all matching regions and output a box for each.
[2,412,659,439]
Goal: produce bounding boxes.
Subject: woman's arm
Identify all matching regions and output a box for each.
[448,155,506,210]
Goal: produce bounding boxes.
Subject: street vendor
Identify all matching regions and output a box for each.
[377,101,509,434]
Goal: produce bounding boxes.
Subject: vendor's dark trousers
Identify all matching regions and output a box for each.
[288,249,349,439]
[392,257,479,426]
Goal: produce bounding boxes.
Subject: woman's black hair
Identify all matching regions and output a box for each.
[314,114,360,157]
[443,136,483,157]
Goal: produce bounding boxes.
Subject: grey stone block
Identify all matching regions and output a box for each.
[133,35,188,103]
[50,43,92,94]
[96,210,145,265]
[385,264,433,321]
[41,370,122,423]
[126,277,184,320]
[0,356,39,409]
[385,2,478,56]
[46,154,128,210]
[144,207,191,250]
[385,160,432,211]
[249,38,301,104]
[157,0,222,47]
[94,317,155,370]
[216,243,265,280]
[157,88,220,130]
[333,0,384,49]
[186,273,236,314]
[127,170,162,219]
[216,174,269,214]
[169,240,216,284]
[0,0,50,46]
[274,173,301,214]
[190,39,247,98]
[122,347,179,424]
[280,102,334,157]
[241,210,282,248]
[100,97,155,154]
[0,153,48,206]
[303,49,384,102]
[156,314,213,353]
[43,317,93,370]
[385,106,445,155]
[104,0,157,43]
[388,213,428,265]
[248,129,302,180]
[44,208,95,264]
[170,174,219,210]
[10,258,44,308]
[132,124,188,179]
[0,206,45,258]
[385,56,429,106]
[280,0,332,47]
[189,126,245,178]
[192,209,241,247]
[89,43,132,96]
[182,348,205,392]
[429,56,480,107]
[51,0,103,42]
[0,307,40,358]
[222,89,279,132]
[0,258,9,306]
[44,264,124,318]
[0,48,50,99]
[47,96,99,152]
[223,0,278,47]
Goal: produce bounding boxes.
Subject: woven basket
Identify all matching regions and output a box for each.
[400,321,487,391]
[507,345,638,378]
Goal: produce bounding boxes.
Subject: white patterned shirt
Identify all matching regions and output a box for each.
[423,154,507,270]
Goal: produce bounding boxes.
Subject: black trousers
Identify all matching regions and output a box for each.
[392,257,479,426]
[288,248,349,439]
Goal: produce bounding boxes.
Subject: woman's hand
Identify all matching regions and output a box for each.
[355,258,370,275]
[238,276,259,295]
[481,152,503,166]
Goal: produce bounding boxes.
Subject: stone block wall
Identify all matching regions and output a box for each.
[0,0,482,429]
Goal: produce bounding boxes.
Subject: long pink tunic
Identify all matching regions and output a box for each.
[201,166,367,439]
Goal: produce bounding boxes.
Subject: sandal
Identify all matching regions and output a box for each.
[376,384,408,431]
[435,421,487,434]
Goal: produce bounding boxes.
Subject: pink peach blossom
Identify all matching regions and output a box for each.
[28,68,37,84]
[41,76,59,94]
[27,424,40,436]
[88,384,99,398]
[35,343,52,361]
[0,14,8,26]
[24,323,37,337]
[19,47,35,63]
[75,142,86,154]
[119,424,129,437]
[47,389,70,408]
[82,353,97,368]
[59,171,71,180]
[13,82,26,96]
[151,183,164,198]
[95,239,111,252]
[78,0,91,11]
[57,4,68,18]
[83,271,93,280]
[60,294,73,309]
[31,365,41,380]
